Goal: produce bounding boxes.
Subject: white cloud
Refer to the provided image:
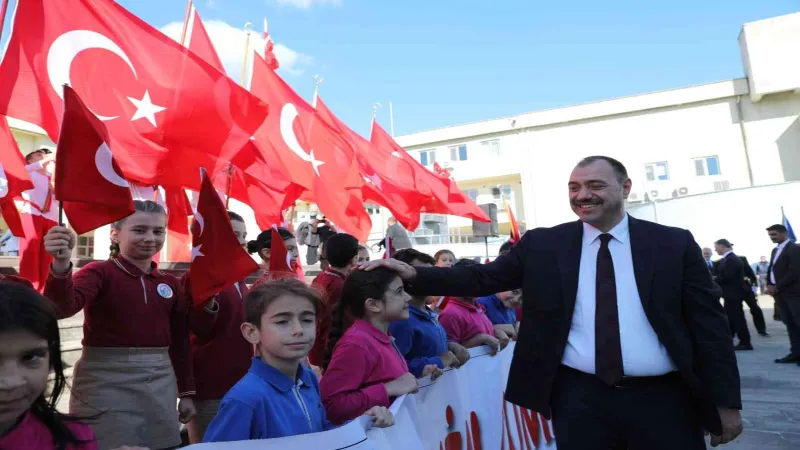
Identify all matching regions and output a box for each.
[274,0,342,9]
[160,19,313,80]
[205,0,217,9]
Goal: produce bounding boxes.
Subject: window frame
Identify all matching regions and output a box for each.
[644,161,670,182]
[693,155,721,177]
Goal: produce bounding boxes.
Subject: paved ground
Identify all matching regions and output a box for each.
[718,301,800,449]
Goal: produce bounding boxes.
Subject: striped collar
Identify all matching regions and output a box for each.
[112,256,165,278]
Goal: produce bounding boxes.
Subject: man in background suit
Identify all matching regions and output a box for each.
[362,156,742,449]
[766,224,800,365]
[740,255,768,337]
[713,239,754,350]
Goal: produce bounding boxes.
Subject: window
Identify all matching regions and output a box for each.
[494,184,513,200]
[76,235,94,259]
[644,162,669,181]
[419,149,436,166]
[481,140,500,156]
[694,156,721,176]
[449,144,468,161]
[466,189,479,201]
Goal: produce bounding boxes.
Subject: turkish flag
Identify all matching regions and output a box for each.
[267,226,295,280]
[54,86,136,235]
[0,117,34,237]
[0,0,268,186]
[382,236,395,260]
[186,6,224,73]
[504,195,521,243]
[315,97,422,231]
[188,169,259,306]
[249,55,371,241]
[370,122,489,223]
[165,187,192,262]
[263,20,280,71]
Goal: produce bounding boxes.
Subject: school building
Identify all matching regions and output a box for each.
[3,12,800,265]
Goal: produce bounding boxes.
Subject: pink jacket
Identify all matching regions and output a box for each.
[0,411,97,449]
[320,319,409,424]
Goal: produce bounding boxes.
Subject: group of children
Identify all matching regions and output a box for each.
[0,200,521,449]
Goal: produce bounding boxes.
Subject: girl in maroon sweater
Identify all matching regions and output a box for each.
[42,200,213,450]
[183,211,253,443]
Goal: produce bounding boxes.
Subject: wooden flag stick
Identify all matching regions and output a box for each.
[179,0,193,46]
[224,164,234,209]
[241,22,253,86]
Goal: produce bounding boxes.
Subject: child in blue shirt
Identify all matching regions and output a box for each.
[477,289,522,340]
[388,249,471,377]
[204,279,394,442]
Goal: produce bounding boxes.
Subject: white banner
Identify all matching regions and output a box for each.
[188,343,557,449]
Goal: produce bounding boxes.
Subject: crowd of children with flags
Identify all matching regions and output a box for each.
[0,0,527,448]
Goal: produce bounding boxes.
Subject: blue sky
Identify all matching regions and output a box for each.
[2,0,799,137]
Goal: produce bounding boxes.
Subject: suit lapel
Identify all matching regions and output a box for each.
[559,221,583,313]
[628,216,655,313]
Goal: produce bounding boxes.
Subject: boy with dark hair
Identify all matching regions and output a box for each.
[204,280,392,441]
[390,250,471,376]
[309,233,360,367]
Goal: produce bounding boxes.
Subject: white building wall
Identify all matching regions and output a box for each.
[627,182,800,264]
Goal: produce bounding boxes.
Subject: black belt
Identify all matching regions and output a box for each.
[560,365,681,389]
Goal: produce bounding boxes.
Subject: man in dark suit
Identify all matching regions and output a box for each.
[766,224,800,365]
[713,239,754,350]
[361,156,742,449]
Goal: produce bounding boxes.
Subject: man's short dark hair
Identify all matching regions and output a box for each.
[767,224,787,233]
[393,248,435,266]
[576,155,629,185]
[227,211,244,222]
[325,233,359,268]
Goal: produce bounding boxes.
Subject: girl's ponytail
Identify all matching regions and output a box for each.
[109,242,120,259]
[324,298,348,370]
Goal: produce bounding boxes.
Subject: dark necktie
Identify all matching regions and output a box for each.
[595,233,623,385]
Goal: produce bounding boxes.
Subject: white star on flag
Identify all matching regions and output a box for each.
[127,90,166,127]
[191,244,204,262]
[307,149,324,176]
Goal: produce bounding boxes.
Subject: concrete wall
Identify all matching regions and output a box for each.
[627,182,800,264]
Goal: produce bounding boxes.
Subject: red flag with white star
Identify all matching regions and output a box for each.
[267,226,295,280]
[0,0,268,187]
[0,117,34,238]
[188,168,259,306]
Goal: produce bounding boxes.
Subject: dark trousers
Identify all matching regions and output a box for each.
[551,366,705,450]
[724,297,751,345]
[776,294,800,356]
[742,293,766,335]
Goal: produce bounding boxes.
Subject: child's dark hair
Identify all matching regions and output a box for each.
[245,278,322,326]
[227,211,245,223]
[325,233,359,268]
[0,284,91,449]
[394,248,435,266]
[498,240,515,255]
[109,200,166,259]
[454,258,478,267]
[324,268,399,369]
[434,249,455,262]
[246,227,294,256]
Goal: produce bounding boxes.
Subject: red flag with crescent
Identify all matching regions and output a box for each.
[267,226,295,280]
[54,86,136,235]
[188,168,259,306]
[0,0,268,188]
[0,117,34,237]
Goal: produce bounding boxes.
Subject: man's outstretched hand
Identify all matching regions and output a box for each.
[358,258,418,282]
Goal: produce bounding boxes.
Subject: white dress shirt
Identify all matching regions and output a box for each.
[20,162,59,222]
[770,239,790,284]
[562,214,677,376]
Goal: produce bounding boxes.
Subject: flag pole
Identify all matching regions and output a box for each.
[312,75,324,106]
[241,22,253,86]
[224,163,234,208]
[389,101,395,137]
[179,0,193,46]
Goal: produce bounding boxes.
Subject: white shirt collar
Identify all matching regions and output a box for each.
[722,250,733,258]
[777,239,790,250]
[582,213,629,246]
